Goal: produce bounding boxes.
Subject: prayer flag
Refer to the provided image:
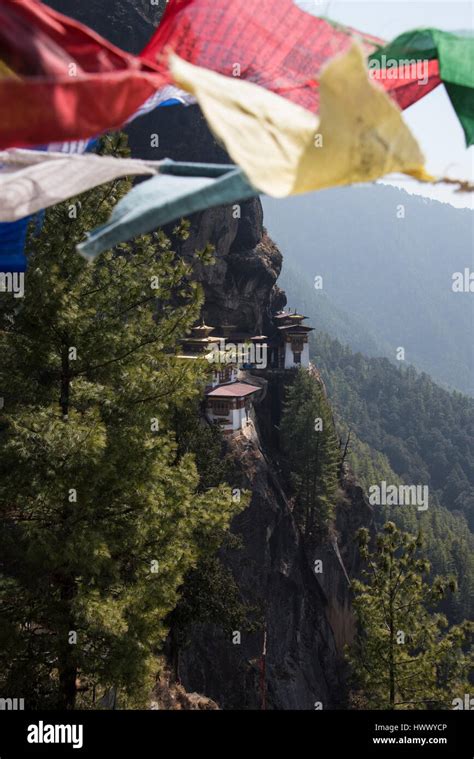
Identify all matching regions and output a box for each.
[78,162,257,259]
[0,150,164,222]
[0,0,167,148]
[140,0,442,116]
[169,46,429,198]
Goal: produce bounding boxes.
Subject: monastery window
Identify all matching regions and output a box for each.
[211,401,230,416]
[219,367,232,383]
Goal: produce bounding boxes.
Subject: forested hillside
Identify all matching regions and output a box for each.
[315,334,474,528]
[313,332,474,624]
[278,258,474,624]
[279,263,391,358]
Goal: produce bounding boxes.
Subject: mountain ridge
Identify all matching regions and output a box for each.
[262,184,474,395]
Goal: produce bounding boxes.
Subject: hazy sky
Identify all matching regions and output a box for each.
[297,0,473,209]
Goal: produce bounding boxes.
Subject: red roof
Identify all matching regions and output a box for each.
[206,382,260,398]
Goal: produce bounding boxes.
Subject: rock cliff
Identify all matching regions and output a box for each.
[46,0,166,53]
[126,104,287,335]
[177,424,346,710]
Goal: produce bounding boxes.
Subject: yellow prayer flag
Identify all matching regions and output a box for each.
[170,45,431,197]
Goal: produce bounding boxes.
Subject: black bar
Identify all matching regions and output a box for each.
[0,710,471,758]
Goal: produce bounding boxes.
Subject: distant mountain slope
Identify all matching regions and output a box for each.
[314,331,474,528]
[279,262,391,358]
[307,329,474,624]
[281,265,474,622]
[262,185,474,395]
[334,419,473,625]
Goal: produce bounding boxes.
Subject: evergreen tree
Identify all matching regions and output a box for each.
[348,522,473,709]
[280,369,340,540]
[0,135,240,709]
[166,401,254,675]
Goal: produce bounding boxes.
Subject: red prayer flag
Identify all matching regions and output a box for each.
[141,0,441,113]
[0,0,167,148]
[372,59,441,108]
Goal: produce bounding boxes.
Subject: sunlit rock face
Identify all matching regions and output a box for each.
[126,102,286,336]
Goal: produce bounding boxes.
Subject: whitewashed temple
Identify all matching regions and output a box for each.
[178,310,314,433]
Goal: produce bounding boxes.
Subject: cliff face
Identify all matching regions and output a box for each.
[47,0,286,333]
[46,0,166,53]
[177,424,357,710]
[126,104,287,334]
[125,105,367,710]
[46,1,373,710]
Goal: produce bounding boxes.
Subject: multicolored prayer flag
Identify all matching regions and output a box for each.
[1,0,470,265]
[77,162,257,259]
[170,46,429,197]
[140,0,442,116]
[0,150,165,222]
[0,219,29,273]
[369,28,474,146]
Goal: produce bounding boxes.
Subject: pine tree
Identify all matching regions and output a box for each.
[348,522,473,709]
[166,401,254,676]
[0,135,240,709]
[280,369,340,540]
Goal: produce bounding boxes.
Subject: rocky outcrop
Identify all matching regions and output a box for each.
[47,0,285,335]
[127,102,286,334]
[151,667,219,711]
[177,401,373,710]
[178,422,345,710]
[312,470,374,656]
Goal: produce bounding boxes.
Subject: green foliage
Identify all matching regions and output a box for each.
[173,402,239,492]
[168,552,254,652]
[0,134,239,709]
[347,523,473,710]
[338,421,403,492]
[280,369,340,541]
[311,331,474,625]
[168,402,252,663]
[384,504,474,624]
[314,332,474,528]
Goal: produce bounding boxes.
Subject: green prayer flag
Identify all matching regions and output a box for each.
[369,28,474,146]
